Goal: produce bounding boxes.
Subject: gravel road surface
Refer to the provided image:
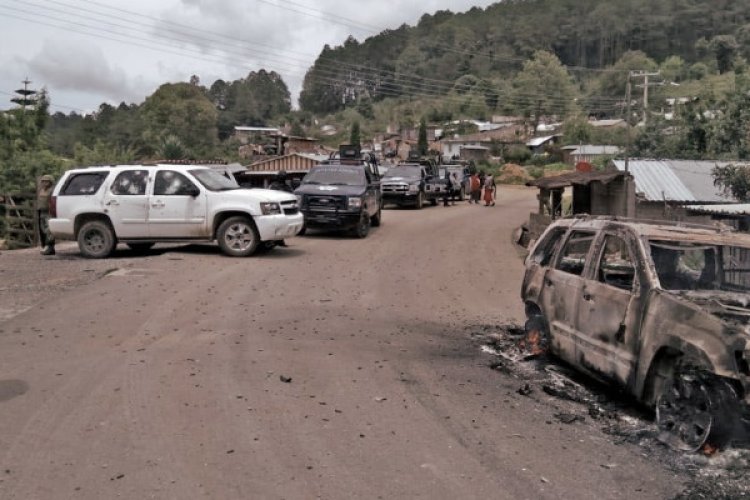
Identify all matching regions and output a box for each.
[0,186,684,499]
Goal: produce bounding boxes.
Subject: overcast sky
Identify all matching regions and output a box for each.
[0,0,498,114]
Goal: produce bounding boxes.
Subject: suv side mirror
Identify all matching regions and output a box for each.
[187,186,200,197]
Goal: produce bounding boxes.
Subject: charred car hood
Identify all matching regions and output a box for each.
[295,185,366,197]
[674,290,750,326]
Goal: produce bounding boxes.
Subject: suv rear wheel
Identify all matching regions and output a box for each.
[217,216,259,257]
[78,220,116,259]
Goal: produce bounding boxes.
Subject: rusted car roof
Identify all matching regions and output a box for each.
[558,216,750,247]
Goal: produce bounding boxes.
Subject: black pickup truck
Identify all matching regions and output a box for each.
[295,151,382,238]
[380,162,443,208]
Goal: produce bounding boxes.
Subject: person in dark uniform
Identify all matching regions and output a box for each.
[37,175,56,256]
[269,170,294,193]
[443,170,454,207]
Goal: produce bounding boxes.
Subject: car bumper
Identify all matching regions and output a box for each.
[302,210,360,230]
[49,218,74,239]
[255,212,304,241]
[382,193,418,203]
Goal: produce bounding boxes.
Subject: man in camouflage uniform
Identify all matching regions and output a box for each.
[37,175,55,256]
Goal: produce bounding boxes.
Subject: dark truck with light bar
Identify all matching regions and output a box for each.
[294,146,382,238]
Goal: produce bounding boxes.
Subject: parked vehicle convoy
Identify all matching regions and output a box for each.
[294,146,382,238]
[425,165,468,202]
[48,164,303,258]
[380,161,442,208]
[521,216,750,451]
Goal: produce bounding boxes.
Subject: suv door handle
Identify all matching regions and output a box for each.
[544,278,553,286]
[583,292,593,301]
[151,201,165,208]
[105,200,119,206]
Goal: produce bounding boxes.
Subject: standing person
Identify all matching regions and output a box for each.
[37,175,56,256]
[442,170,453,207]
[483,173,495,207]
[469,172,481,204]
[269,170,294,193]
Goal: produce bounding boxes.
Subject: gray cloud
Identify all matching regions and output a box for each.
[23,39,143,102]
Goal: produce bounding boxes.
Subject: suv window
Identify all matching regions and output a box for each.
[555,231,595,276]
[61,172,108,195]
[530,227,567,266]
[111,170,149,196]
[596,235,636,291]
[154,171,197,196]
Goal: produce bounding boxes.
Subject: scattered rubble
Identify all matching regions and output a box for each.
[469,323,750,498]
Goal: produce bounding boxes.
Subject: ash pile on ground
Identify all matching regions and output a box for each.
[468,323,750,499]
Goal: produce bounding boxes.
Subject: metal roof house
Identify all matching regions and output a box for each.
[609,159,744,223]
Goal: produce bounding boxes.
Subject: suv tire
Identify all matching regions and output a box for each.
[217,216,259,257]
[353,211,370,238]
[78,220,117,259]
[415,192,424,210]
[371,207,382,227]
[459,187,466,201]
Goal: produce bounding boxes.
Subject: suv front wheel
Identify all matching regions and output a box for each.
[217,216,259,257]
[78,220,117,259]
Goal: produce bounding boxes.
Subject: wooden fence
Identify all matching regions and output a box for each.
[0,192,38,249]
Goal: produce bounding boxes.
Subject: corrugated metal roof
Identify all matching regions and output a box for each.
[685,203,750,215]
[526,135,558,147]
[572,145,621,155]
[527,170,627,189]
[611,159,739,203]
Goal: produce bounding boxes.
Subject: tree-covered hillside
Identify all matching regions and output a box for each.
[299,0,750,114]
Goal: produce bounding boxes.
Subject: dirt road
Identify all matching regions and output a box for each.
[0,186,684,499]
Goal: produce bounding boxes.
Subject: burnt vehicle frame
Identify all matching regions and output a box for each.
[521,216,750,451]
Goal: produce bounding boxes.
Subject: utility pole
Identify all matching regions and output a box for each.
[625,76,632,173]
[630,70,662,125]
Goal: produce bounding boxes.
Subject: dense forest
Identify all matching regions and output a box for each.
[300,0,750,114]
[3,0,750,193]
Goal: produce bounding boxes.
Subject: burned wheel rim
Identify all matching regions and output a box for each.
[656,373,713,451]
[223,222,256,251]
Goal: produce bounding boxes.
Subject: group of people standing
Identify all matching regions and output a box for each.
[469,171,496,206]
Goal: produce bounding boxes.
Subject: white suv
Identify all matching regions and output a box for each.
[48,164,304,258]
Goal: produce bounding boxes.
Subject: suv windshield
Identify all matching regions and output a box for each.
[302,166,365,186]
[190,169,240,191]
[384,166,421,179]
[650,240,750,292]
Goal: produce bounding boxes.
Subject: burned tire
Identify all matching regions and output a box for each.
[217,216,259,257]
[523,314,549,355]
[656,369,740,451]
[353,211,370,239]
[78,220,116,259]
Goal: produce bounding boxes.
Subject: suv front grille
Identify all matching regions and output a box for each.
[280,200,299,215]
[382,183,409,193]
[306,195,346,211]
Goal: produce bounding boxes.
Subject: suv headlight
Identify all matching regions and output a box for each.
[260,202,281,215]
[348,197,362,209]
[408,184,419,193]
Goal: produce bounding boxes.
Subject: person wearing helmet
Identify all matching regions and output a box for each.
[269,170,293,193]
[37,175,56,256]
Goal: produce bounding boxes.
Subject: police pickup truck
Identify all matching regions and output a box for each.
[294,146,382,238]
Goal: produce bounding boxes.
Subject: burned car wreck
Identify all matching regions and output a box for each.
[521,216,750,451]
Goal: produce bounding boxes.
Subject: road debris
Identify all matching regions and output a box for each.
[279,375,293,383]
